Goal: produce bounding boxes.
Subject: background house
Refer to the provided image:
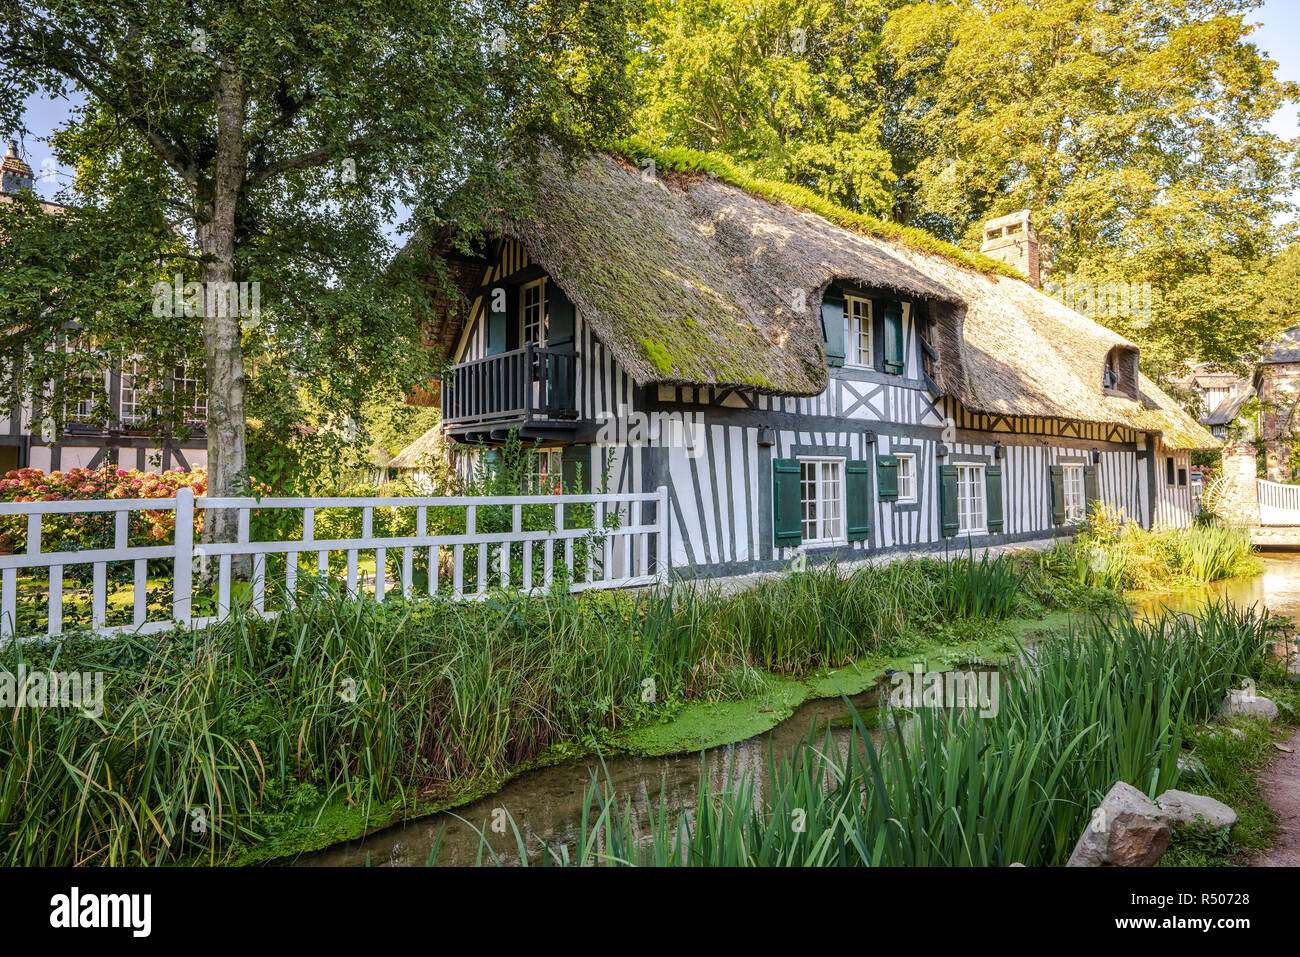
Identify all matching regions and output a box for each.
[1256,327,1300,480]
[0,138,207,474]
[1175,362,1256,442]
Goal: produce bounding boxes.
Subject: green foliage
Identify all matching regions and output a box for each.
[0,539,1111,864]
[465,600,1277,866]
[631,0,897,216]
[1045,505,1260,591]
[0,0,636,492]
[629,0,1297,371]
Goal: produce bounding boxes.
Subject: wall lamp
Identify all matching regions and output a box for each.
[935,444,949,459]
[757,427,776,448]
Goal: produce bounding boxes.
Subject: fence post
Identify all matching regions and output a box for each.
[656,484,670,584]
[174,486,194,628]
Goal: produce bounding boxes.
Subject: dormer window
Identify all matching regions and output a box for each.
[1103,354,1119,390]
[1103,345,1138,399]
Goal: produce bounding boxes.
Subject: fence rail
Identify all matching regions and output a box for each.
[1258,479,1300,526]
[0,486,669,642]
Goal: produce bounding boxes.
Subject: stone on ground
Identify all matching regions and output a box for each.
[1066,781,1171,867]
[1218,689,1280,721]
[1155,789,1237,831]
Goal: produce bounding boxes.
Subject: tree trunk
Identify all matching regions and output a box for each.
[198,65,249,571]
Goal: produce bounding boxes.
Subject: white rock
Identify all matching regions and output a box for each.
[1155,789,1238,831]
[1218,689,1279,721]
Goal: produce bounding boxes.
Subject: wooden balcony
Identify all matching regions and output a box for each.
[441,345,582,442]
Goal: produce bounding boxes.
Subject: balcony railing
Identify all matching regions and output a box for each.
[441,345,578,428]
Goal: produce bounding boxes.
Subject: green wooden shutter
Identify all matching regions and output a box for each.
[876,454,899,501]
[485,287,508,356]
[1049,465,1066,524]
[940,464,960,537]
[882,301,905,375]
[846,460,871,542]
[546,281,575,348]
[1083,464,1099,514]
[561,445,591,493]
[773,458,802,547]
[820,296,845,368]
[986,465,1004,533]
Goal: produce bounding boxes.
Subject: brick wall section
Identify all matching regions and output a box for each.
[1217,441,1259,526]
[1257,362,1300,481]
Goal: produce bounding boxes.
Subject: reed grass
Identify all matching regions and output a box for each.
[466,600,1278,867]
[1047,506,1259,592]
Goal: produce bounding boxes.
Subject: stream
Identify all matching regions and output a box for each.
[298,555,1300,867]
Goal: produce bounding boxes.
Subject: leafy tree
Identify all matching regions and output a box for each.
[881,0,1297,370]
[1,0,632,544]
[632,0,897,215]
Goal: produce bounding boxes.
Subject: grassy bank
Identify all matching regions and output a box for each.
[0,521,1260,866]
[464,602,1282,867]
[1160,667,1300,866]
[1044,507,1260,592]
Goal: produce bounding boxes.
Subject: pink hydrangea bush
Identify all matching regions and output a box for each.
[0,467,207,553]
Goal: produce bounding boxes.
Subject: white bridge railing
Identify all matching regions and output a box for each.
[1257,479,1300,526]
[0,486,669,642]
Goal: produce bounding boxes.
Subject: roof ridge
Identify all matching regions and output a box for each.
[618,137,1026,283]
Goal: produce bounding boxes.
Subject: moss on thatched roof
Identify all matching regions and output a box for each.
[420,146,1215,450]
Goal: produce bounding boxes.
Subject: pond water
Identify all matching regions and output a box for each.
[299,681,902,866]
[299,554,1300,867]
[1131,554,1300,622]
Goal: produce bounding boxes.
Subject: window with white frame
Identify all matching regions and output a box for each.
[1062,464,1086,522]
[173,361,207,425]
[844,295,872,367]
[61,336,105,425]
[896,453,917,503]
[521,277,547,344]
[956,464,986,534]
[119,359,150,425]
[529,447,563,493]
[800,458,844,544]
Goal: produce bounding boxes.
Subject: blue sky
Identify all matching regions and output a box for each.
[11,0,1300,204]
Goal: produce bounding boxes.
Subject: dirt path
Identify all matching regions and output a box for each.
[1256,725,1300,867]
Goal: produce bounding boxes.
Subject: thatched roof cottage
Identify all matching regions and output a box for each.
[414,148,1213,573]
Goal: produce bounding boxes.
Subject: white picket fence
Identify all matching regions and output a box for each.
[1258,479,1300,526]
[0,486,669,642]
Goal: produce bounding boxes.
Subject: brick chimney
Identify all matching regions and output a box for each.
[1,139,35,194]
[980,210,1039,287]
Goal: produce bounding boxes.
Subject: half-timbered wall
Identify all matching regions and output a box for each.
[1153,444,1195,528]
[446,254,1183,574]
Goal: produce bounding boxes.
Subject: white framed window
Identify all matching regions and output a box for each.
[1062,463,1086,522]
[844,295,872,367]
[800,457,844,544]
[61,336,106,426]
[173,361,207,425]
[956,464,986,534]
[529,448,563,494]
[521,277,547,345]
[120,359,150,426]
[896,453,917,503]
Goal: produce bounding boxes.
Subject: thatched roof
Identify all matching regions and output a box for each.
[390,424,445,470]
[422,149,1215,449]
